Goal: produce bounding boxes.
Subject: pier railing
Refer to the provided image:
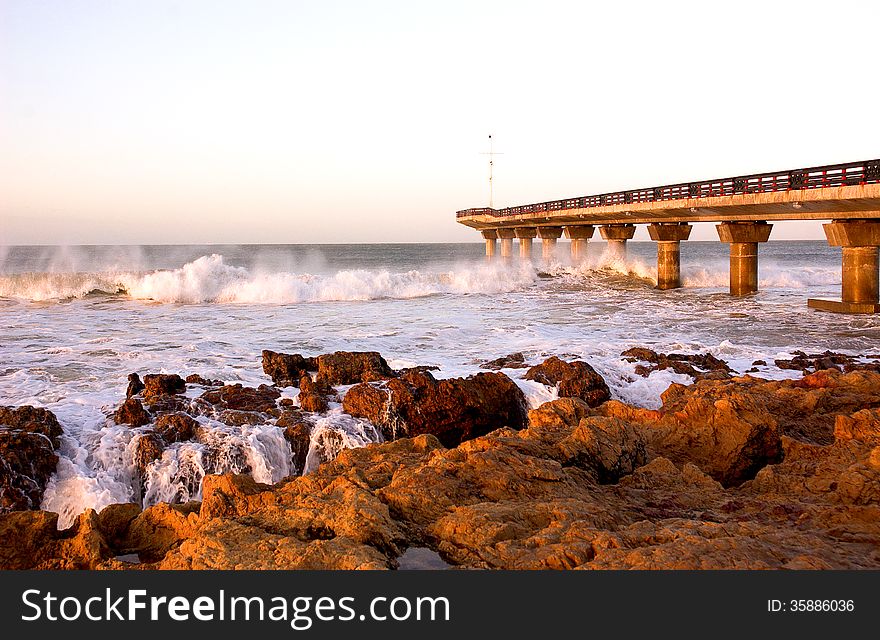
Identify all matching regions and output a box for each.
[456,158,880,219]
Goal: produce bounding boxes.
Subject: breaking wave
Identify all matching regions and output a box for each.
[0,254,537,303]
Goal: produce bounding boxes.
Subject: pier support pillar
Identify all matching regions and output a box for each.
[515,227,537,261]
[481,230,497,259]
[537,227,564,262]
[648,223,692,290]
[808,220,880,314]
[564,226,594,262]
[497,228,516,259]
[716,222,772,296]
[599,224,636,260]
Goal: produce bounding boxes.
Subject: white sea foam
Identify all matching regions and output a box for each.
[0,254,537,303]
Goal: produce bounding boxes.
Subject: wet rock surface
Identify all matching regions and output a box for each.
[774,350,880,375]
[0,406,64,513]
[524,356,611,407]
[6,352,880,571]
[622,347,734,380]
[343,369,528,448]
[480,352,528,370]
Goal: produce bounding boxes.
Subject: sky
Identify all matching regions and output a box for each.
[1,0,878,244]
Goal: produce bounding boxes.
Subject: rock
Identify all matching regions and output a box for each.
[283,421,312,474]
[126,373,145,398]
[155,412,199,443]
[200,473,273,519]
[0,405,63,446]
[0,405,63,513]
[0,510,60,569]
[298,375,330,413]
[622,347,734,380]
[133,432,164,477]
[199,384,280,413]
[480,352,528,370]
[185,374,223,387]
[752,360,767,366]
[774,350,880,375]
[125,502,200,562]
[261,350,317,386]
[0,430,59,512]
[528,397,593,428]
[143,374,186,399]
[343,370,528,447]
[524,356,611,407]
[114,397,151,427]
[96,503,142,548]
[316,351,395,386]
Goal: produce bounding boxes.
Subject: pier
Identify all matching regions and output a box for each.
[457,159,880,313]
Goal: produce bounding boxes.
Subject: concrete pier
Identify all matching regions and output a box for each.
[599,224,636,260]
[481,230,497,259]
[537,227,563,262]
[808,220,880,313]
[515,227,537,260]
[497,228,516,259]
[647,223,692,289]
[564,225,594,262]
[716,222,772,295]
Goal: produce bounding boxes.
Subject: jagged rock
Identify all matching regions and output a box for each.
[0,405,63,513]
[315,351,395,386]
[143,374,186,399]
[114,397,151,427]
[524,356,611,407]
[199,384,281,413]
[343,370,528,447]
[126,373,145,398]
[133,432,164,477]
[480,352,528,370]
[298,375,330,413]
[155,412,199,443]
[0,405,63,446]
[124,502,201,563]
[282,421,312,474]
[185,374,223,387]
[96,503,142,549]
[621,347,734,380]
[261,350,317,387]
[774,350,880,374]
[0,510,60,569]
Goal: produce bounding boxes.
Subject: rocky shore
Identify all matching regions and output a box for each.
[1,348,879,570]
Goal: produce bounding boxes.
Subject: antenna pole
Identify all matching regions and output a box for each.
[488,134,494,208]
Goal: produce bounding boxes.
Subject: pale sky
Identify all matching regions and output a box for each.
[1,0,878,244]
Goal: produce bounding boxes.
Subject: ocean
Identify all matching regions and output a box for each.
[1,240,878,527]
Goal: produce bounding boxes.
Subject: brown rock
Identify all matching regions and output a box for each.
[343,370,528,447]
[524,356,611,407]
[125,502,200,562]
[622,347,734,380]
[114,397,151,427]
[0,405,63,446]
[199,384,281,413]
[143,373,186,399]
[774,350,880,375]
[96,503,142,548]
[0,430,59,512]
[185,374,223,387]
[155,412,199,443]
[315,351,395,386]
[283,421,312,474]
[298,375,330,413]
[134,432,164,477]
[480,352,528,370]
[126,373,145,398]
[0,510,60,569]
[261,350,317,387]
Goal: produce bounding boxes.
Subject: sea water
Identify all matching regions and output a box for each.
[1,241,878,527]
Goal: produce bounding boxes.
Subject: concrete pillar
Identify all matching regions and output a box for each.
[497,228,516,259]
[514,227,537,261]
[716,222,773,296]
[536,227,564,262]
[647,223,692,290]
[808,220,880,313]
[480,230,497,259]
[564,226,594,262]
[599,224,636,260]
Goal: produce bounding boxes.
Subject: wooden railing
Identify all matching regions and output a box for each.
[456,158,880,219]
